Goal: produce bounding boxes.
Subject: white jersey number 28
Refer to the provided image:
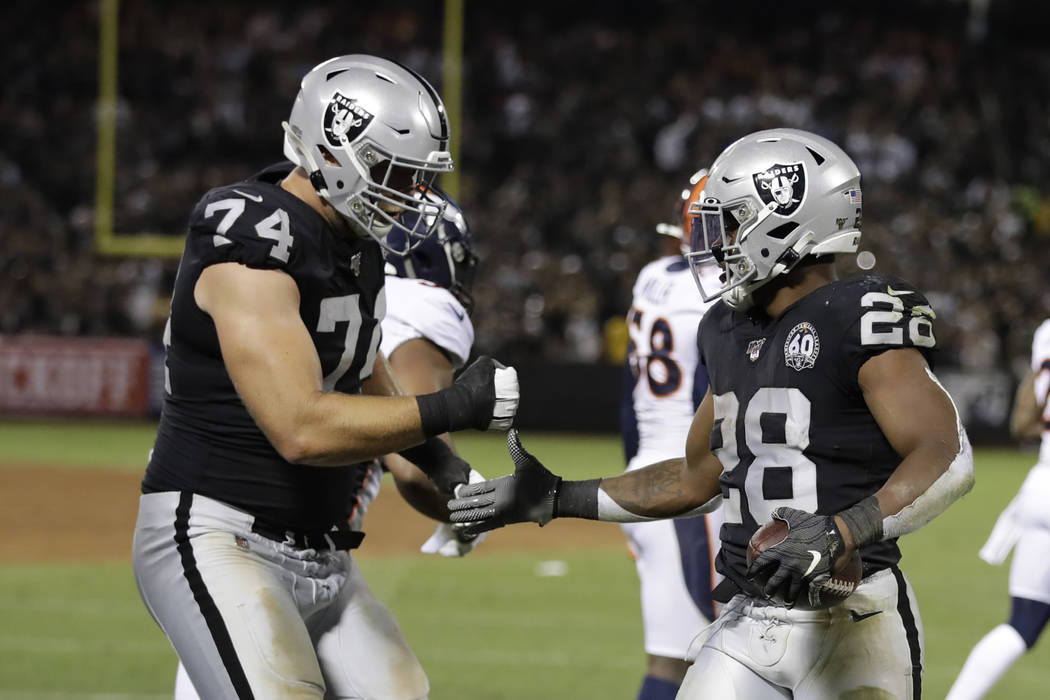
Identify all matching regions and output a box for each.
[712,387,818,526]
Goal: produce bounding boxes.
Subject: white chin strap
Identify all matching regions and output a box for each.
[282,122,330,198]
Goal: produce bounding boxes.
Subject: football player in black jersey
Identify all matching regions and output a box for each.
[132,55,518,700]
[449,128,975,699]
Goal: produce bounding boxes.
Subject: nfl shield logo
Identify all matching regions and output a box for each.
[350,252,362,277]
[754,162,806,217]
[747,339,765,362]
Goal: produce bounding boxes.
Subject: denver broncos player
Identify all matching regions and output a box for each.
[946,318,1050,700]
[172,187,485,700]
[620,170,723,700]
[133,55,518,700]
[449,128,975,699]
[382,187,487,555]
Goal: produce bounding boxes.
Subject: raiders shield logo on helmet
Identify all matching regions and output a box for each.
[323,92,374,147]
[753,162,806,216]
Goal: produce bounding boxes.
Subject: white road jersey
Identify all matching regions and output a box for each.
[1032,318,1050,465]
[625,256,719,464]
[349,274,477,530]
[379,275,475,369]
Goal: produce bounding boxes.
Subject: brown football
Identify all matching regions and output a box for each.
[746,518,863,610]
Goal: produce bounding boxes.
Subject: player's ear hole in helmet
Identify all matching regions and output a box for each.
[281,54,455,254]
[384,187,479,315]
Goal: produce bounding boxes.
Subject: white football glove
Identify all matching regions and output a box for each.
[421,469,490,557]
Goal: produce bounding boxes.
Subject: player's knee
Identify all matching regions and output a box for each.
[1008,596,1050,648]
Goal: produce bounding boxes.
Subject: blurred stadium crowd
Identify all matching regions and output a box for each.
[4,0,1049,376]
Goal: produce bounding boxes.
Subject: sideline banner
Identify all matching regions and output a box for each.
[0,335,151,417]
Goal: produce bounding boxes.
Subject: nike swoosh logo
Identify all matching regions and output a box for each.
[447,303,465,321]
[722,176,745,184]
[886,286,913,296]
[233,189,263,202]
[803,550,822,577]
[849,610,883,622]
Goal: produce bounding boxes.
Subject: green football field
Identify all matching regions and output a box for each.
[0,419,1047,699]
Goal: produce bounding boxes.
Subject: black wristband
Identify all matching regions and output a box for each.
[837,495,884,548]
[554,478,600,520]
[416,393,451,437]
[416,384,478,437]
[398,437,470,495]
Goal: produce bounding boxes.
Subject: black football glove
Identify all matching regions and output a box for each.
[746,506,844,606]
[447,429,561,536]
[416,356,519,435]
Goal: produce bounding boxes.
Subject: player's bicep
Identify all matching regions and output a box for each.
[387,338,455,395]
[860,347,975,533]
[195,262,322,442]
[859,348,959,460]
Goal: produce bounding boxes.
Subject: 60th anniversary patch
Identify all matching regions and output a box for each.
[784,322,820,371]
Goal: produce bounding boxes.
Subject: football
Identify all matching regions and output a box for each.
[746,518,863,609]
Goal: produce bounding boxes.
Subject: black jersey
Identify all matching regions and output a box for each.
[143,163,386,532]
[697,274,937,591]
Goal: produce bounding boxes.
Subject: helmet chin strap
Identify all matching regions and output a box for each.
[282,121,380,241]
[725,231,816,311]
[768,230,815,279]
[282,122,331,199]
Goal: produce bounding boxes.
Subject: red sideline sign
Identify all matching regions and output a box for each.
[0,335,151,416]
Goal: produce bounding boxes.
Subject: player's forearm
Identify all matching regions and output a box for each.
[388,453,452,521]
[273,358,509,467]
[277,392,428,466]
[873,428,975,540]
[557,458,722,523]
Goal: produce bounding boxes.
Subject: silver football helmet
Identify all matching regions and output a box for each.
[685,128,862,311]
[282,55,455,253]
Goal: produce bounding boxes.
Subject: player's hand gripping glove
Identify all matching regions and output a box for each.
[447,429,562,537]
[421,471,491,557]
[415,356,519,436]
[747,507,845,606]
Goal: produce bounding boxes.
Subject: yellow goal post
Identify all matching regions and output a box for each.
[94,0,465,258]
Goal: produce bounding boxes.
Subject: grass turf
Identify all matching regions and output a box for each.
[1,420,1048,698]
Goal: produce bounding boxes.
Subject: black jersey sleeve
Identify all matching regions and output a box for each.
[834,275,938,384]
[186,185,298,273]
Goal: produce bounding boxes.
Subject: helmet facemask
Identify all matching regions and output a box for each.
[686,196,778,310]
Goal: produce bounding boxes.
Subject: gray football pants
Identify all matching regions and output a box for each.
[678,567,925,699]
[132,491,428,699]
